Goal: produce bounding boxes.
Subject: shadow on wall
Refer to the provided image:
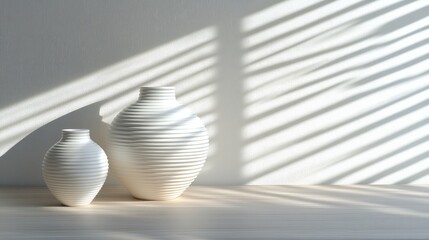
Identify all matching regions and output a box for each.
[1,0,429,186]
[0,26,223,186]
[0,0,277,186]
[241,0,429,184]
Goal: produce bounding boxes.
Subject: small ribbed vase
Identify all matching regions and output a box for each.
[43,129,109,206]
[109,87,209,200]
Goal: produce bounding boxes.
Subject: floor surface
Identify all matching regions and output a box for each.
[0,185,429,239]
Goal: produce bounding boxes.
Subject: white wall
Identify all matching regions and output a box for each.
[1,0,429,186]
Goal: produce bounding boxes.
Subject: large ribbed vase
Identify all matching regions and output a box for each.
[109,87,209,200]
[43,129,109,207]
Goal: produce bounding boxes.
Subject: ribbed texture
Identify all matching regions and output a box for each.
[139,86,176,102]
[61,129,90,141]
[42,129,109,207]
[109,87,209,200]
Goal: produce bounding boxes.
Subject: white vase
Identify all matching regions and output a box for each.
[109,87,209,200]
[43,129,109,206]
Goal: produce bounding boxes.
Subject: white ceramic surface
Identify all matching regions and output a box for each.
[42,129,109,206]
[109,87,209,200]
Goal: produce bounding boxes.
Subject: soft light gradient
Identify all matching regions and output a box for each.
[1,0,428,185]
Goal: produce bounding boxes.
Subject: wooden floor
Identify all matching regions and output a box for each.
[1,185,429,239]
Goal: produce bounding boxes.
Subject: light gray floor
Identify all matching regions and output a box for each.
[0,185,429,239]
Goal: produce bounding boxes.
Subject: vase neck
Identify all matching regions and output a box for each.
[61,129,90,142]
[138,87,176,102]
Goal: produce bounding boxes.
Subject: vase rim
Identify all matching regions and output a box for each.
[62,129,89,133]
[140,86,175,90]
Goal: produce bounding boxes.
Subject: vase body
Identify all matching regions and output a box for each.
[109,87,209,200]
[43,129,109,206]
